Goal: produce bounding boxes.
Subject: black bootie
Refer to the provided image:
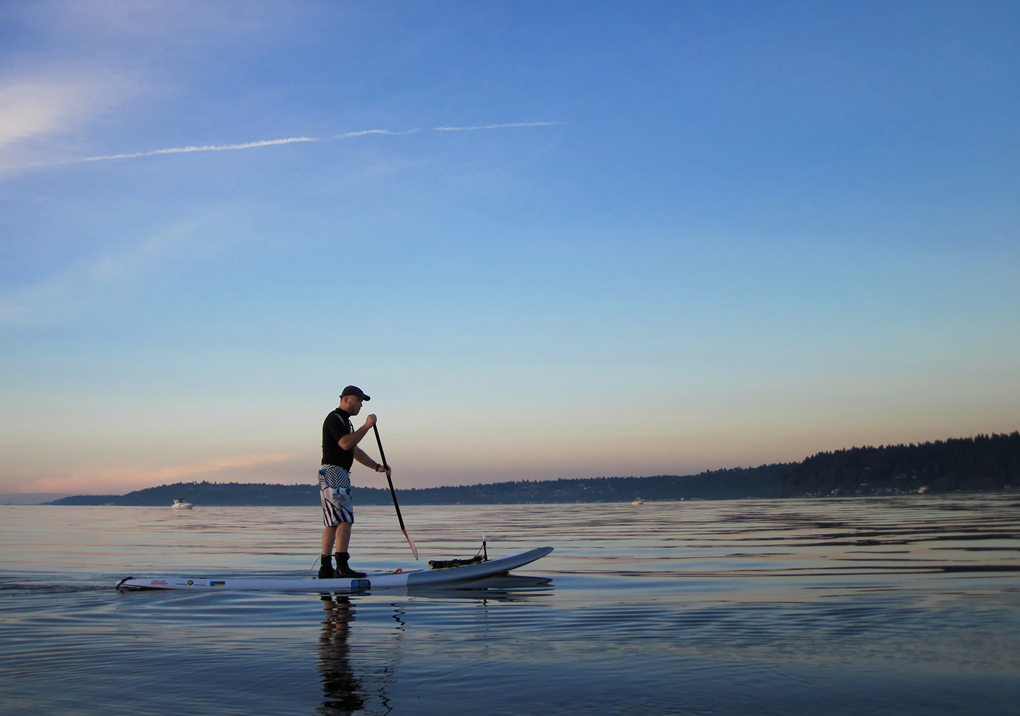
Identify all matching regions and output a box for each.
[334,552,366,578]
[317,555,336,579]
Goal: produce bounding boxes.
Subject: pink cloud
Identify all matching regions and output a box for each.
[33,453,299,494]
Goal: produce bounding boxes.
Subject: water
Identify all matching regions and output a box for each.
[2,495,1019,715]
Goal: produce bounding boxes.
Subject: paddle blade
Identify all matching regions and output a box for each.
[403,529,419,560]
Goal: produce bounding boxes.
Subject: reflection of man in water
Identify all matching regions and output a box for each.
[317,595,365,716]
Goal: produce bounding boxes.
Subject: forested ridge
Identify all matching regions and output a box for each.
[47,432,1020,506]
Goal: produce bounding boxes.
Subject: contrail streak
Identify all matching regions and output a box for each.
[3,121,560,170]
[81,136,321,162]
[332,128,421,139]
[433,122,559,131]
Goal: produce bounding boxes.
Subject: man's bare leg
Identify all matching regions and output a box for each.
[333,523,352,553]
[321,523,352,554]
[321,524,337,556]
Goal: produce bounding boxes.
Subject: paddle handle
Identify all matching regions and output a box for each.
[373,424,418,559]
[373,423,390,472]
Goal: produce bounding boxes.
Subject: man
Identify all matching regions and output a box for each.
[318,385,391,579]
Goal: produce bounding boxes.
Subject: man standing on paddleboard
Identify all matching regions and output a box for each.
[318,385,391,579]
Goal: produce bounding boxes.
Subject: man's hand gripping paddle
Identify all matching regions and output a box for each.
[373,424,418,560]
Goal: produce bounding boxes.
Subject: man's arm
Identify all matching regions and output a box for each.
[338,414,376,450]
[354,447,391,477]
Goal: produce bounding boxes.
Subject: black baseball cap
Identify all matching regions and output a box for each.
[340,385,371,401]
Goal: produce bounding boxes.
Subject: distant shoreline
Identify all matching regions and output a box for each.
[0,493,71,506]
[38,432,1020,507]
[17,490,1020,508]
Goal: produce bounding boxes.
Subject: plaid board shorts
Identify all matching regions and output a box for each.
[319,465,354,526]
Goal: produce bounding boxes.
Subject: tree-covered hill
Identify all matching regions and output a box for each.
[46,432,1019,506]
[773,432,1020,497]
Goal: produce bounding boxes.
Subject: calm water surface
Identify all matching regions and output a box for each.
[2,495,1019,715]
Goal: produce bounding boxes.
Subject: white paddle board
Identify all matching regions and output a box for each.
[116,546,553,593]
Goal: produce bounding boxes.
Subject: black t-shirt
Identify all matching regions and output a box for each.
[322,408,355,470]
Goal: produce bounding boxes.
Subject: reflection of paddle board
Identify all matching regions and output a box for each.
[116,546,554,593]
[408,573,552,598]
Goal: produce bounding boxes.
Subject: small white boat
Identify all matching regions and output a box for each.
[631,498,644,505]
[171,499,193,510]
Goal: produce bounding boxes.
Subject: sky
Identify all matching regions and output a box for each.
[1,0,1018,497]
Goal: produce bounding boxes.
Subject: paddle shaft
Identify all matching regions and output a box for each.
[372,424,418,559]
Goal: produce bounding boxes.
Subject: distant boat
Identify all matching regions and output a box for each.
[631,498,644,505]
[171,499,193,510]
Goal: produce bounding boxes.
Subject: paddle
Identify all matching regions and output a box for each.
[372,424,419,560]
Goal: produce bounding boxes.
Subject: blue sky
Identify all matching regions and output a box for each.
[1,1,1018,496]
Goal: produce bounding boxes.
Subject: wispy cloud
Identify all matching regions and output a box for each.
[0,82,78,147]
[3,122,560,170]
[0,75,131,159]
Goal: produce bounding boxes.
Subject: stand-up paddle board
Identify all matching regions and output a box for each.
[116,546,553,593]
